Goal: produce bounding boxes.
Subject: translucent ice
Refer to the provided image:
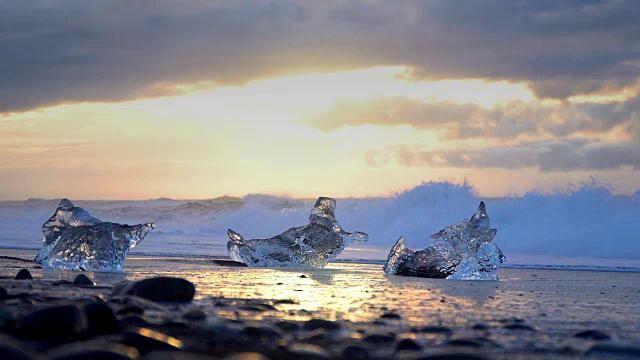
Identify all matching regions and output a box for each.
[383,201,505,280]
[35,199,154,272]
[227,197,368,267]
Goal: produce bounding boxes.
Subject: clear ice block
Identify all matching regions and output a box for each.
[227,197,368,268]
[383,201,505,280]
[35,199,154,272]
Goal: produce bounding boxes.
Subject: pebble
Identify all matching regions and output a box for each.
[141,350,220,360]
[73,274,94,286]
[587,342,640,356]
[416,325,453,335]
[14,269,32,280]
[342,345,371,359]
[395,338,423,352]
[83,302,118,335]
[112,277,196,303]
[182,309,207,320]
[241,325,282,341]
[0,334,38,360]
[574,330,610,340]
[45,340,139,360]
[471,323,488,330]
[18,304,88,339]
[303,318,341,331]
[503,323,536,331]
[380,312,401,319]
[274,320,299,332]
[121,327,183,355]
[361,333,396,345]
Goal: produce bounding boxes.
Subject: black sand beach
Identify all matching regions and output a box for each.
[2,249,640,359]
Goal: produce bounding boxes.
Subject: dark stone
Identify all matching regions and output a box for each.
[300,275,307,278]
[112,277,195,303]
[14,269,32,280]
[46,340,138,360]
[575,330,610,340]
[503,323,536,331]
[0,285,7,299]
[0,335,38,360]
[141,350,219,360]
[587,343,640,356]
[395,338,422,352]
[241,325,282,341]
[274,321,299,332]
[118,315,150,327]
[0,308,17,331]
[73,274,94,286]
[471,323,488,330]
[273,299,296,305]
[210,260,248,267]
[342,345,371,360]
[416,326,453,335]
[18,304,88,339]
[208,322,242,343]
[83,302,118,335]
[121,327,182,355]
[303,318,341,331]
[413,354,488,360]
[380,312,401,319]
[117,306,144,316]
[182,309,206,320]
[361,333,396,345]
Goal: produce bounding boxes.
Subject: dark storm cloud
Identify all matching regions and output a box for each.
[312,94,640,140]
[2,0,640,112]
[368,139,640,171]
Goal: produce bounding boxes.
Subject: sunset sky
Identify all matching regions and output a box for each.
[1,1,639,200]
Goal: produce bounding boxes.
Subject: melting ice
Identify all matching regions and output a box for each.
[34,199,154,272]
[384,201,505,280]
[227,197,368,268]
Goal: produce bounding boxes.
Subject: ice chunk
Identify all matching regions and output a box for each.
[227,197,368,267]
[384,201,505,280]
[35,199,154,272]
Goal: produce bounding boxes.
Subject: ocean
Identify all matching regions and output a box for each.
[1,181,639,272]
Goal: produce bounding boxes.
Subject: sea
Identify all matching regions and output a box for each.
[1,181,639,273]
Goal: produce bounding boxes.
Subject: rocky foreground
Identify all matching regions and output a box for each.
[2,256,640,359]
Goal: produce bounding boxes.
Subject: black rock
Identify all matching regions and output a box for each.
[83,302,118,335]
[112,277,195,303]
[416,326,453,335]
[274,321,299,332]
[503,323,536,331]
[471,323,488,330]
[73,274,94,286]
[14,269,32,280]
[182,309,206,320]
[380,312,401,319]
[46,340,138,360]
[0,334,38,360]
[575,330,610,340]
[303,318,341,331]
[361,333,396,345]
[0,285,7,299]
[342,345,371,360]
[141,350,219,360]
[18,304,88,339]
[241,325,282,341]
[117,306,144,316]
[395,338,422,352]
[413,354,488,360]
[121,327,182,355]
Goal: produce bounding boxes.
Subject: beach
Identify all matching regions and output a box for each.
[2,248,640,359]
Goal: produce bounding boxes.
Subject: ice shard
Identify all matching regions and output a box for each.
[227,197,368,268]
[383,201,505,280]
[35,199,154,272]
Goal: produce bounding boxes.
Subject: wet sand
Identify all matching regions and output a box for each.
[2,248,640,359]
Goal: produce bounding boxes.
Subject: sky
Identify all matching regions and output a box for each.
[1,0,640,200]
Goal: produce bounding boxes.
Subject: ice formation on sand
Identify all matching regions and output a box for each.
[227,197,368,267]
[383,201,505,280]
[35,199,154,272]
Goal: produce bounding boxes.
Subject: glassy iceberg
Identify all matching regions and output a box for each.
[383,201,505,280]
[227,197,368,268]
[35,199,154,272]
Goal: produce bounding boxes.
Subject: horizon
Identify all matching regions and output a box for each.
[2,1,640,200]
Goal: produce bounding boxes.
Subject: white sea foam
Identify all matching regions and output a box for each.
[1,181,638,271]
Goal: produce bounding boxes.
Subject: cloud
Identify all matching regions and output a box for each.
[312,93,640,140]
[2,1,640,113]
[368,139,640,171]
